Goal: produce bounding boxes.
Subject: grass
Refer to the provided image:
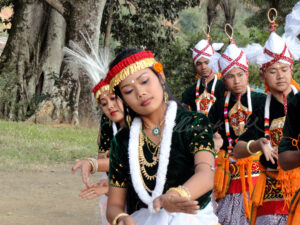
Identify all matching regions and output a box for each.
[0,120,99,170]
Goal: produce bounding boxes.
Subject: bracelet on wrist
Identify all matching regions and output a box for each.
[246,140,261,155]
[87,158,98,174]
[168,186,191,199]
[112,212,129,225]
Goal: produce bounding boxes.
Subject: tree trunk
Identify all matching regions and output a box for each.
[104,3,114,49]
[207,0,220,26]
[55,0,106,126]
[0,0,107,126]
[220,0,237,26]
[27,8,67,124]
[0,0,51,120]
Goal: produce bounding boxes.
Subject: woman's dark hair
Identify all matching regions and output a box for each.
[109,48,142,70]
[112,48,183,128]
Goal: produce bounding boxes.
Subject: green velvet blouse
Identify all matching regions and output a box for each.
[98,114,114,154]
[109,107,215,214]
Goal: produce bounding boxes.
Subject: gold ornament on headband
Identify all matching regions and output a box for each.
[95,85,110,102]
[109,58,156,93]
[153,62,163,73]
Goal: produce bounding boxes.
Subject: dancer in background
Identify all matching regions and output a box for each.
[234,5,300,225]
[182,26,225,115]
[208,24,266,225]
[65,40,124,225]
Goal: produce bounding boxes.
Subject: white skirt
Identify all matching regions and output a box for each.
[131,202,219,225]
[98,173,109,225]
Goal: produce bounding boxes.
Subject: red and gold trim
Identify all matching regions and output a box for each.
[92,80,110,102]
[106,51,163,93]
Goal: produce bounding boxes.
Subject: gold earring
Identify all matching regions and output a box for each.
[164,91,169,104]
[126,108,132,126]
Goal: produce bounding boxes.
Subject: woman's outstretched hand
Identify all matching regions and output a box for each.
[153,190,199,214]
[71,159,92,188]
[80,179,109,200]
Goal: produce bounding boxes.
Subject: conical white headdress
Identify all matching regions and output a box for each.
[192,34,223,65]
[209,25,248,77]
[243,2,300,72]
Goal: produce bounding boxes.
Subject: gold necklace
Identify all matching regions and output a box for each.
[138,128,160,194]
[142,129,161,159]
[139,132,160,168]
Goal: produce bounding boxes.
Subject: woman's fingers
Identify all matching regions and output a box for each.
[71,161,82,173]
[80,186,109,199]
[153,196,163,212]
[161,194,200,214]
[80,189,96,199]
[174,199,199,208]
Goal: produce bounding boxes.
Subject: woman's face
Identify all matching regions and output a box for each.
[99,91,124,123]
[118,68,164,116]
[264,62,292,93]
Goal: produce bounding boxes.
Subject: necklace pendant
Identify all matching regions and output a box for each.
[152,127,160,136]
[152,156,157,161]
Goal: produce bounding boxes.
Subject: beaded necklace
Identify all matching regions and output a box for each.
[224,86,252,153]
[264,85,297,141]
[195,73,218,114]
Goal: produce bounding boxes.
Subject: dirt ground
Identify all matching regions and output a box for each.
[0,165,104,225]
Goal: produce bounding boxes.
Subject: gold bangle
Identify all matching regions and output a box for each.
[246,140,257,155]
[168,186,191,199]
[87,159,96,174]
[112,212,129,225]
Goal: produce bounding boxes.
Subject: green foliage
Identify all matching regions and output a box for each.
[0,62,20,118]
[0,62,18,102]
[245,0,300,31]
[101,0,201,56]
[49,71,62,87]
[161,32,204,99]
[26,93,51,118]
[0,0,12,9]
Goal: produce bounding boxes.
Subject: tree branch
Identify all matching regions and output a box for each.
[45,0,65,16]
